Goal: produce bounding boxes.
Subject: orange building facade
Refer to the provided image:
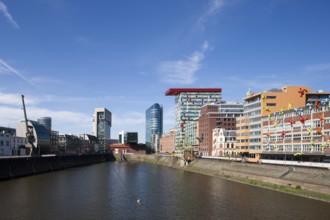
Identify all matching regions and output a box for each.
[236,86,311,162]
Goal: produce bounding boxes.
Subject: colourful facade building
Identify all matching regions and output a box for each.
[165,88,222,148]
[185,120,199,146]
[261,91,330,163]
[236,85,311,162]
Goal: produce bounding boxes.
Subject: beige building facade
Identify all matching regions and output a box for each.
[159,129,176,153]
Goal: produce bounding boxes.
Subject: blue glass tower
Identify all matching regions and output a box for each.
[146,103,163,153]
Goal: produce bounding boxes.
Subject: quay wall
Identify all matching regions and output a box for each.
[0,153,116,180]
[125,154,330,195]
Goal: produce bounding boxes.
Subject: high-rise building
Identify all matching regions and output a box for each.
[165,88,222,148]
[93,108,112,151]
[145,103,163,153]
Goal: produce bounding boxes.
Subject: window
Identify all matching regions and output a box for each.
[293,145,301,152]
[293,134,301,140]
[302,144,311,152]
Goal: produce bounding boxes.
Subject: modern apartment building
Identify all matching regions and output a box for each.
[236,86,311,162]
[165,88,222,148]
[93,108,112,152]
[145,103,163,153]
[199,101,243,156]
[261,91,330,163]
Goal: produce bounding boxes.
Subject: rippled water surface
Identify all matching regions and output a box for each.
[0,161,329,220]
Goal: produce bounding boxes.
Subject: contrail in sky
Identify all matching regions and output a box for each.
[0,59,33,85]
[0,1,19,28]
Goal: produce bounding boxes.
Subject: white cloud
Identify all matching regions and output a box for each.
[0,1,19,29]
[197,0,224,29]
[159,41,209,84]
[112,111,145,126]
[0,93,26,106]
[0,93,92,108]
[0,92,93,134]
[0,59,32,85]
[0,106,22,127]
[111,110,146,142]
[0,104,92,134]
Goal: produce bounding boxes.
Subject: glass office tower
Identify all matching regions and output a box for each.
[93,108,112,152]
[146,103,163,153]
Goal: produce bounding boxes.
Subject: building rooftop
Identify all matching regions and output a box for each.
[165,88,222,96]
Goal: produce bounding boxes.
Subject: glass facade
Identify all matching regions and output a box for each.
[174,91,221,147]
[145,103,163,153]
[118,131,138,144]
[185,121,198,146]
[93,108,112,151]
[29,121,50,154]
[37,117,52,131]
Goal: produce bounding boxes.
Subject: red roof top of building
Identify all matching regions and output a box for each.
[165,88,222,96]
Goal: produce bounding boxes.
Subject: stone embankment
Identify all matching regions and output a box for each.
[0,153,116,180]
[125,154,330,196]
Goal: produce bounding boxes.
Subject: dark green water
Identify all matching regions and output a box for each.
[0,161,329,220]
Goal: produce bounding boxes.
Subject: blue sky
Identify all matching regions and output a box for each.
[1,0,330,142]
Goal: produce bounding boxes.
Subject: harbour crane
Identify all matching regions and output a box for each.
[21,95,36,155]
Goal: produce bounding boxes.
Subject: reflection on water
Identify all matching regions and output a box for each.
[0,161,329,220]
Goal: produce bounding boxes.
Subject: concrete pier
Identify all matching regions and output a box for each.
[0,153,115,180]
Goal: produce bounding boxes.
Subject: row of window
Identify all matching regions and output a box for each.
[0,140,10,146]
[263,144,323,152]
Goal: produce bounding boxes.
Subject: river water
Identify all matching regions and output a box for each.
[0,161,329,220]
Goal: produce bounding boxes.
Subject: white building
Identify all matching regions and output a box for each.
[0,130,27,156]
[212,128,237,157]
